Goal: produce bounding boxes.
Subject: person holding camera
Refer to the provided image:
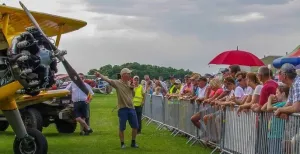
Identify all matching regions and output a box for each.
[95,68,139,149]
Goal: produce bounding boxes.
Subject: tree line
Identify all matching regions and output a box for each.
[87,62,193,80]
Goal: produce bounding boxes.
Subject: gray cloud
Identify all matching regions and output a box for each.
[84,0,300,36]
[237,0,292,5]
[57,0,300,74]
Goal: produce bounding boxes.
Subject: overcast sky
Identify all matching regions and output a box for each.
[3,0,300,75]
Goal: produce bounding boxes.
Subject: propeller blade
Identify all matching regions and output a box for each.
[19,1,90,96]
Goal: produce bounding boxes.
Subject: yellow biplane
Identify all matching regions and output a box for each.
[0,2,90,154]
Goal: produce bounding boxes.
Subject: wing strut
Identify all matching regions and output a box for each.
[55,24,64,47]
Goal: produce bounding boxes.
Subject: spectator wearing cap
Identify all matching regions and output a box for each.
[168,75,177,94]
[133,76,145,134]
[221,68,230,78]
[204,73,214,83]
[166,79,182,99]
[174,79,182,93]
[275,63,300,116]
[251,66,278,112]
[96,68,139,148]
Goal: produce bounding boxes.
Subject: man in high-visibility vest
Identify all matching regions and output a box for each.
[133,76,145,134]
[168,75,176,94]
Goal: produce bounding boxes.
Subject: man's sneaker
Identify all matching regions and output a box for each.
[121,144,126,149]
[131,143,139,148]
[80,131,88,136]
[86,128,93,134]
[83,128,93,135]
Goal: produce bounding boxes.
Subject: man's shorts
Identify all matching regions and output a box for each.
[74,101,88,118]
[118,107,139,131]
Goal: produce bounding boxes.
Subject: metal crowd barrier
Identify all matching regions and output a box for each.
[142,94,300,154]
[142,94,222,153]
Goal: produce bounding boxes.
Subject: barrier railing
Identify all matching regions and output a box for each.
[142,94,300,154]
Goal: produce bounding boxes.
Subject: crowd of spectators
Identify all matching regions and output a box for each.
[137,63,300,153]
[140,64,300,117]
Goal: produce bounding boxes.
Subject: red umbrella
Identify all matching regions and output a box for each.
[209,49,265,66]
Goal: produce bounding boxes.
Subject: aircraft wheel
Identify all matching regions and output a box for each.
[13,128,48,154]
[22,108,43,132]
[55,119,77,134]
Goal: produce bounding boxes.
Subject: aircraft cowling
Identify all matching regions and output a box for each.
[8,27,58,96]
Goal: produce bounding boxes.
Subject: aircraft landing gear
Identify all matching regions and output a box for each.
[13,128,48,154]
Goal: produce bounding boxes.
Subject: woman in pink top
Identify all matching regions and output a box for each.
[203,78,223,104]
[191,78,222,129]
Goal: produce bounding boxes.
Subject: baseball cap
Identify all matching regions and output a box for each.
[221,68,229,74]
[175,79,181,84]
[120,68,132,75]
[184,75,191,78]
[133,75,139,79]
[204,73,213,78]
[190,73,200,80]
[280,63,296,74]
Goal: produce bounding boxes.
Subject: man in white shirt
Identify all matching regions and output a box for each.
[191,77,208,128]
[195,77,208,102]
[65,73,94,135]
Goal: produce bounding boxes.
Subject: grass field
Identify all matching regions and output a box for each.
[0,93,211,154]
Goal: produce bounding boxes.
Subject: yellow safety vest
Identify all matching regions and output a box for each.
[133,85,144,106]
[176,85,182,94]
[169,85,175,94]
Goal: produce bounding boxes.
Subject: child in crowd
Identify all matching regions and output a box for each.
[261,83,289,154]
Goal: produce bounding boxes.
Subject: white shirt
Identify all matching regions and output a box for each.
[197,85,207,98]
[65,82,94,102]
[253,85,263,95]
[229,86,245,99]
[244,86,253,96]
[160,81,168,92]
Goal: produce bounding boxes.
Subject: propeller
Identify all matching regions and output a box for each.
[19,1,91,99]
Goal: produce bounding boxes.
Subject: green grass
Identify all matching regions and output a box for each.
[0,93,211,154]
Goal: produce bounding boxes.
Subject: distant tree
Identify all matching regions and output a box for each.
[87,69,98,75]
[87,62,193,80]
